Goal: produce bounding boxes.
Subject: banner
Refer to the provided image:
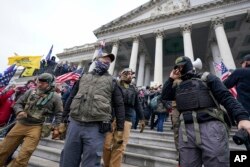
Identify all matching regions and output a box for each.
[21,67,36,77]
[8,56,41,69]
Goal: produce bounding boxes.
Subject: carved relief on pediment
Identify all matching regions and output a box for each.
[151,0,190,16]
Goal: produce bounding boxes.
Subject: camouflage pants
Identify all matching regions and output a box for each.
[171,108,180,157]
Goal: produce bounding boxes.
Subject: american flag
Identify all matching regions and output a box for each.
[56,68,83,84]
[216,61,237,98]
[213,62,222,71]
[0,64,17,87]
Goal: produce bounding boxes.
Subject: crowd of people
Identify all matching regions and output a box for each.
[0,53,250,167]
[23,56,78,77]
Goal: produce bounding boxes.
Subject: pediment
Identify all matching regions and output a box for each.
[93,0,191,36]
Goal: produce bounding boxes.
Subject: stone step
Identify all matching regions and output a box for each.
[126,143,177,159]
[32,145,61,162]
[28,156,59,167]
[38,139,177,160]
[129,135,174,148]
[123,152,178,167]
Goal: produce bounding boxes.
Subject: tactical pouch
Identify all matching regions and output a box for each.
[99,121,111,134]
[41,123,52,138]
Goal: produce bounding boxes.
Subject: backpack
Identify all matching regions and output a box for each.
[149,95,159,110]
[150,95,167,113]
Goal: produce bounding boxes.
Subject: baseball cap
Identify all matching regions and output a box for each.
[240,54,250,64]
[95,52,115,62]
[120,68,135,75]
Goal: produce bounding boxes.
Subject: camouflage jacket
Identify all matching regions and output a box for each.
[13,89,63,125]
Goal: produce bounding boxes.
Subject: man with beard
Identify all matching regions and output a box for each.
[60,52,125,167]
[161,56,250,167]
[103,68,145,167]
[0,73,63,167]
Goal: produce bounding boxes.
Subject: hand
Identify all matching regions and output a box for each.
[113,131,123,149]
[238,120,250,134]
[58,123,67,134]
[16,111,27,120]
[170,69,181,80]
[139,120,145,133]
[52,128,60,140]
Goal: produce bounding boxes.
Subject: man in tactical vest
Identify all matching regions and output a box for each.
[103,68,145,167]
[161,56,250,167]
[60,52,125,167]
[0,73,63,167]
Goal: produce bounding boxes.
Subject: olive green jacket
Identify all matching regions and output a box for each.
[13,89,63,125]
[70,73,113,122]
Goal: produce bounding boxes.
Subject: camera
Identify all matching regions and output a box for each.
[233,128,250,151]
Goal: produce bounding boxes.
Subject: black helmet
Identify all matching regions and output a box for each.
[175,56,194,78]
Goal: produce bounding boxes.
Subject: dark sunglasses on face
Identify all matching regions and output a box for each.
[38,79,49,83]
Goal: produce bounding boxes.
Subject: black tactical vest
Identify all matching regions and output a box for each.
[121,85,136,107]
[175,78,216,112]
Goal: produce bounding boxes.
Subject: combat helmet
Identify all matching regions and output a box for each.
[38,73,55,86]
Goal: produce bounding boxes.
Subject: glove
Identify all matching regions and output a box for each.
[113,131,123,149]
[139,120,145,133]
[58,123,67,134]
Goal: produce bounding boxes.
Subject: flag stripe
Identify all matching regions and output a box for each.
[56,68,83,83]
[215,61,237,98]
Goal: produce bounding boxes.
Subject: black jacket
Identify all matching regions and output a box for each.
[119,84,144,122]
[224,67,250,114]
[63,75,125,131]
[161,72,249,123]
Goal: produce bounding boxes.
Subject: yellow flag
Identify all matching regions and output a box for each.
[8,55,41,69]
[21,67,36,77]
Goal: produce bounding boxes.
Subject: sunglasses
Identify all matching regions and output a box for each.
[38,79,49,83]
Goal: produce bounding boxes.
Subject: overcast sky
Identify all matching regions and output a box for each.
[0,0,149,73]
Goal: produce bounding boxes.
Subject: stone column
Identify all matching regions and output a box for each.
[144,64,151,86]
[212,17,236,69]
[208,57,216,75]
[108,40,119,75]
[154,31,163,85]
[210,41,222,77]
[136,52,146,86]
[129,36,139,73]
[181,24,194,61]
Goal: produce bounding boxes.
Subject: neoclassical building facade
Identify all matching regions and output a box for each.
[57,0,250,87]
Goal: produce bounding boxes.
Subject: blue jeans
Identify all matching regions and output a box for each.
[60,118,105,167]
[157,112,168,132]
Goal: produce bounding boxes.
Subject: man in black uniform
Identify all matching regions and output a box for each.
[161,56,250,167]
[224,54,250,116]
